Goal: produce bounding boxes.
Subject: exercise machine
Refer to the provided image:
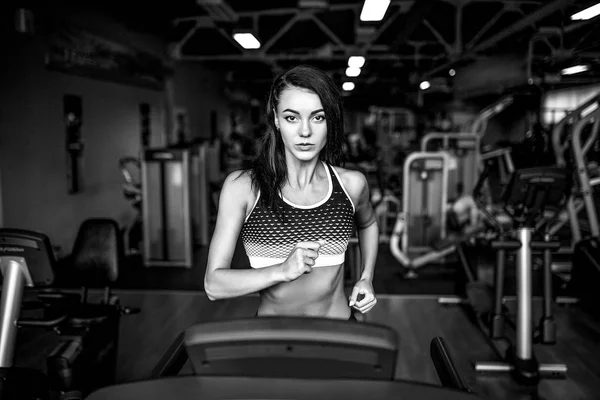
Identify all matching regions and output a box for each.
[43,218,140,397]
[547,93,600,252]
[443,167,571,385]
[551,93,600,169]
[390,133,516,278]
[421,132,480,202]
[390,152,450,277]
[85,375,479,400]
[141,144,212,267]
[84,317,479,400]
[565,96,600,318]
[390,151,493,278]
[0,222,140,399]
[0,228,73,399]
[152,316,398,380]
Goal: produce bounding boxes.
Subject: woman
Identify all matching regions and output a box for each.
[204,65,378,320]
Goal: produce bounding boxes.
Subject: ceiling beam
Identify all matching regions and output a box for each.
[389,0,439,52]
[424,0,577,78]
[178,53,436,62]
[424,19,454,54]
[259,14,302,54]
[470,0,575,55]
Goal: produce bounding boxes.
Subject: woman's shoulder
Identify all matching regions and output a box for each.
[330,164,368,197]
[222,169,257,197]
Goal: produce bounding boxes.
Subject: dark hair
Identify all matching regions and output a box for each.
[249,65,345,218]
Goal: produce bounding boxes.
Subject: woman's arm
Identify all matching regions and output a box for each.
[203,171,287,300]
[338,168,379,313]
[352,172,379,282]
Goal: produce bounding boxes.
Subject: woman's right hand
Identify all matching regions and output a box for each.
[279,241,326,282]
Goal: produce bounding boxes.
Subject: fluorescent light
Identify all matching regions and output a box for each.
[571,3,600,20]
[345,67,361,77]
[449,69,456,77]
[343,82,355,91]
[419,81,431,90]
[348,56,365,68]
[360,0,390,21]
[233,32,261,49]
[561,65,590,75]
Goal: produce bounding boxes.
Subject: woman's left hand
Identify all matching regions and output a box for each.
[349,279,377,314]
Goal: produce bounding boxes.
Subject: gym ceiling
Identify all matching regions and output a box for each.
[50,1,600,106]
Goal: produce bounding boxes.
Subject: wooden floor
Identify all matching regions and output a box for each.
[14,291,600,400]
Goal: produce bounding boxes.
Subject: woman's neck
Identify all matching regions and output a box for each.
[286,160,324,190]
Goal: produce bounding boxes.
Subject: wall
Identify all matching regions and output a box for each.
[0,8,230,254]
[171,63,231,142]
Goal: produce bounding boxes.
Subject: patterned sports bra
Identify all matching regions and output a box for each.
[241,162,355,268]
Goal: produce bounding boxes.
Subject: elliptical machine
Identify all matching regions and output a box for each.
[470,167,571,384]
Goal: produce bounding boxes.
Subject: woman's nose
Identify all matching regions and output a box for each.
[299,120,311,137]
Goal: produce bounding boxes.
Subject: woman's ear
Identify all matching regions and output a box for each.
[273,109,279,130]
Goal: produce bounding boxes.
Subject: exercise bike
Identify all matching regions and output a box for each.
[441,167,571,385]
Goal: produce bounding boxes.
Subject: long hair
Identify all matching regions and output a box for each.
[249,65,345,219]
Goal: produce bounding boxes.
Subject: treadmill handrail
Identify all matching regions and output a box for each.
[430,337,471,392]
[85,375,483,400]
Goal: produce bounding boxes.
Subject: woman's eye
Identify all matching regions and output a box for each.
[284,116,297,122]
[314,115,325,122]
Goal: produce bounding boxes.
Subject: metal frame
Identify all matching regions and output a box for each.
[543,95,600,247]
[401,152,450,253]
[390,152,450,272]
[471,95,515,135]
[552,93,600,167]
[421,132,481,198]
[474,227,568,382]
[423,0,581,79]
[0,160,3,227]
[142,148,194,268]
[480,148,515,176]
[571,103,600,238]
[0,257,33,367]
[167,0,596,91]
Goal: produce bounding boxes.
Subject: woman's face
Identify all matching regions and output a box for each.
[274,86,327,163]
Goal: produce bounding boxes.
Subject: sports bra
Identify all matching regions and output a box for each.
[241,162,355,269]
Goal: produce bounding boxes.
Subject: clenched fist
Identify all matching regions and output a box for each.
[279,240,326,282]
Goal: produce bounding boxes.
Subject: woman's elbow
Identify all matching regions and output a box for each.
[204,273,220,301]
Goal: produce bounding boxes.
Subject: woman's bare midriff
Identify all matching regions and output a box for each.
[257,264,351,319]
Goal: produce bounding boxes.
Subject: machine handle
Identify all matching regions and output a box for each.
[490,239,522,250]
[530,241,561,250]
[17,312,69,328]
[37,292,80,303]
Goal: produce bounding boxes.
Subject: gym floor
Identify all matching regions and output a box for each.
[16,242,600,400]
